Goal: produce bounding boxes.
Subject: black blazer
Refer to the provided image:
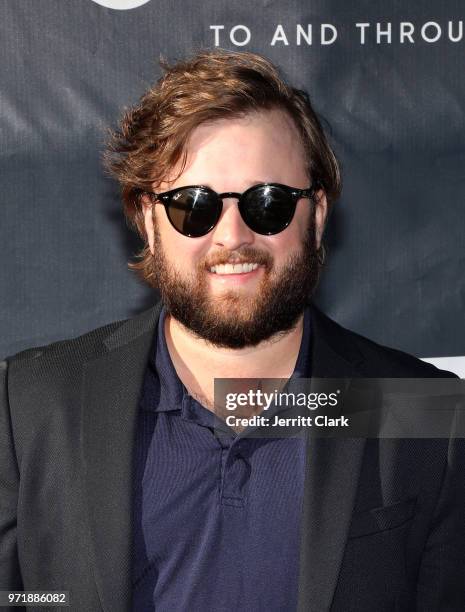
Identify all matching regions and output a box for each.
[1,302,464,612]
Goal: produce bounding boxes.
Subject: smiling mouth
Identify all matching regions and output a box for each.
[209,262,261,275]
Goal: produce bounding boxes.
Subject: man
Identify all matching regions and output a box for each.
[1,50,464,612]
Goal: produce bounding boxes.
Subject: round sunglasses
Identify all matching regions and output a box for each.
[145,182,319,238]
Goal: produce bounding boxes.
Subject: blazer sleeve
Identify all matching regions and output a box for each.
[416,435,465,609]
[0,359,23,590]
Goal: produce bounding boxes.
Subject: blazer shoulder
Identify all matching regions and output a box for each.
[5,317,129,368]
[312,306,457,379]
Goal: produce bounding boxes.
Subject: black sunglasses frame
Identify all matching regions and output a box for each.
[146,182,319,237]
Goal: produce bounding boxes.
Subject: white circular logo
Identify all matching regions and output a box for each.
[91,0,151,9]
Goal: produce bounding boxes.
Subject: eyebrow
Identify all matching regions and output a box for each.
[198,180,272,191]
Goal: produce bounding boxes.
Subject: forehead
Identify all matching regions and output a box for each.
[163,109,308,189]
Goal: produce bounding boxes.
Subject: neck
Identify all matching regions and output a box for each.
[164,311,305,410]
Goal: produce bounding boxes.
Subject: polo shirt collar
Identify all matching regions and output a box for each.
[140,304,311,413]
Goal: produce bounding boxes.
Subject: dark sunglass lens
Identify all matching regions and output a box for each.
[240,186,295,235]
[166,188,220,237]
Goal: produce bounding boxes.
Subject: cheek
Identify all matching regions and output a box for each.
[155,222,208,272]
[296,199,312,229]
[161,236,189,267]
[265,209,312,267]
[278,205,311,249]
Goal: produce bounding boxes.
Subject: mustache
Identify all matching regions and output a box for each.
[204,248,273,268]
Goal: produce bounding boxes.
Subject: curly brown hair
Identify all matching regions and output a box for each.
[104,49,341,285]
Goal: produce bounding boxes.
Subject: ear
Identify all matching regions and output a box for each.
[141,193,155,255]
[314,189,328,250]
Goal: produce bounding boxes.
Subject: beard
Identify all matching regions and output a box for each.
[149,214,321,349]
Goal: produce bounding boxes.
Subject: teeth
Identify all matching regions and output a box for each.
[209,263,259,275]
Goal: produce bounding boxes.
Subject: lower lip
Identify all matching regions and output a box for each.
[207,266,263,285]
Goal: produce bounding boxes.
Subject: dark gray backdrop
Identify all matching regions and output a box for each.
[1,0,464,364]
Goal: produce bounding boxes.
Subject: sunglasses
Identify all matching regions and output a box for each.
[145,182,319,238]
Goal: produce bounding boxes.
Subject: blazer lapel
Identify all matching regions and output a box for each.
[81,302,162,612]
[297,306,367,612]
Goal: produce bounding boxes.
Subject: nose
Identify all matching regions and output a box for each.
[210,198,255,250]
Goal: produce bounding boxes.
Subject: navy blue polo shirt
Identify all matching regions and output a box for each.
[131,306,311,611]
